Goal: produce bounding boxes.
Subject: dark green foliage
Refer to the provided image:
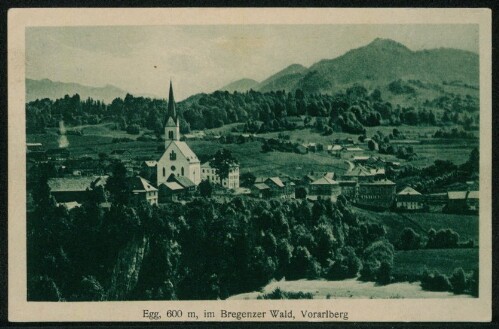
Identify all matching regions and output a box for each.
[105,162,131,204]
[449,267,467,294]
[359,240,394,282]
[420,268,452,291]
[326,246,362,280]
[397,227,422,250]
[210,148,238,180]
[198,180,214,197]
[426,228,459,249]
[258,288,313,299]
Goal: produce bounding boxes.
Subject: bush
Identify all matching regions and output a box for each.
[326,247,362,280]
[449,268,467,294]
[126,124,141,135]
[359,240,394,282]
[420,269,452,291]
[258,288,313,299]
[426,228,459,249]
[397,228,422,250]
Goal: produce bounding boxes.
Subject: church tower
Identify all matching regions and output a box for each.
[164,80,180,146]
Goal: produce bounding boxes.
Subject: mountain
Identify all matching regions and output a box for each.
[257,64,308,92]
[221,38,478,95]
[26,79,157,103]
[220,78,259,93]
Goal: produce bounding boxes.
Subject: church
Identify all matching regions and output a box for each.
[156,82,201,187]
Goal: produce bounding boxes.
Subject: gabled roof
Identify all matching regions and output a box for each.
[311,176,338,185]
[160,181,184,191]
[265,177,285,188]
[398,186,422,196]
[344,165,373,177]
[48,176,103,192]
[167,174,195,188]
[144,160,157,167]
[58,201,81,210]
[253,183,270,190]
[130,176,157,193]
[448,191,479,200]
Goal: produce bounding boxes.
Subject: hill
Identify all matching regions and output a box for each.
[26,78,157,103]
[219,78,259,93]
[228,38,478,95]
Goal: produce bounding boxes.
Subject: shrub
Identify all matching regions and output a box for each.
[126,124,141,135]
[258,288,313,299]
[360,240,394,282]
[397,227,422,250]
[449,267,467,294]
[326,246,362,280]
[420,269,452,292]
[426,228,460,249]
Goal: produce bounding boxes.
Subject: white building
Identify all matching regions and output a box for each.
[156,82,201,186]
[201,161,240,189]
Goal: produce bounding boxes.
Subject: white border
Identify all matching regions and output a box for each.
[8,8,492,322]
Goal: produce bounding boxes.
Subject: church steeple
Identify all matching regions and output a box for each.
[164,80,180,143]
[167,80,177,120]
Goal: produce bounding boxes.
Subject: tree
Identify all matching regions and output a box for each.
[210,149,239,180]
[398,228,421,250]
[106,162,130,204]
[198,180,213,198]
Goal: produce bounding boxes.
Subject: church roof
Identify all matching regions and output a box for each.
[168,141,200,163]
[164,80,177,127]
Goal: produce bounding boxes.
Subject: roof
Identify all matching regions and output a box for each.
[345,147,363,152]
[48,176,103,192]
[167,174,196,188]
[253,183,270,190]
[360,179,396,186]
[144,160,157,167]
[344,165,373,177]
[448,191,479,200]
[338,180,357,186]
[370,168,386,175]
[58,201,81,210]
[353,156,370,161]
[160,181,184,191]
[398,186,422,196]
[324,172,335,180]
[265,177,285,188]
[331,145,343,151]
[167,141,200,163]
[130,176,157,193]
[311,176,338,185]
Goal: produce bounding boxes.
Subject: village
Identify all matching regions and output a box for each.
[26,83,479,216]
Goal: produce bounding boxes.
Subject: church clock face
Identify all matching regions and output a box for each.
[171,165,176,171]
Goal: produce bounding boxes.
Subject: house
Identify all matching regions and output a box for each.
[47,176,107,203]
[446,191,479,213]
[110,149,132,160]
[343,165,375,182]
[338,180,357,200]
[201,161,240,189]
[345,146,363,152]
[309,176,341,201]
[251,183,271,198]
[328,145,343,154]
[357,179,396,209]
[158,181,185,203]
[141,160,157,184]
[265,177,287,198]
[167,174,196,192]
[129,176,158,206]
[396,186,424,210]
[156,82,201,187]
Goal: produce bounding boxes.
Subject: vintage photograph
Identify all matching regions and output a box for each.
[8,8,492,322]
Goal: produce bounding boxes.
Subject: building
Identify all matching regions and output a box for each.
[338,180,357,200]
[129,176,158,206]
[47,175,108,203]
[141,160,157,184]
[357,179,396,209]
[201,161,240,189]
[309,176,341,201]
[251,183,271,198]
[156,82,201,186]
[343,165,375,182]
[264,177,288,198]
[446,190,479,213]
[396,186,424,210]
[158,181,184,202]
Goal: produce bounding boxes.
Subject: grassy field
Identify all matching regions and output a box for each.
[393,248,479,279]
[228,278,471,299]
[352,207,478,244]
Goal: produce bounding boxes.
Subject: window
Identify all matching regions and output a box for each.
[163,167,166,177]
[170,150,176,160]
[168,131,174,139]
[181,167,184,175]
[171,166,176,171]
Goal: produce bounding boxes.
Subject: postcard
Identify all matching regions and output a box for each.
[8,7,492,322]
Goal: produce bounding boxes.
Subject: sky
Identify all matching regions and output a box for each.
[26,24,478,100]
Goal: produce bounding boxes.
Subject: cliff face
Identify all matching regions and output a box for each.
[107,235,149,300]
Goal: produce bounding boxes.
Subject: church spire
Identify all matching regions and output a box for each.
[167,80,176,121]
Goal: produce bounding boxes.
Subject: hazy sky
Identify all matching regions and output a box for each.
[26,24,478,100]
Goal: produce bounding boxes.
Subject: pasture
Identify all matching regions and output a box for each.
[393,248,479,280]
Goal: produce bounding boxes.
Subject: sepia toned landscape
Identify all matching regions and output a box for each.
[25,25,479,301]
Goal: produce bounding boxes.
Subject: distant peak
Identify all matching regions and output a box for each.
[367,38,410,50]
